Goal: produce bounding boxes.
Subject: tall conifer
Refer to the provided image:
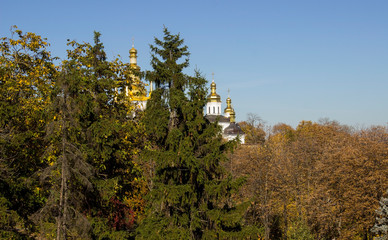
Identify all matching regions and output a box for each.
[137,28,255,239]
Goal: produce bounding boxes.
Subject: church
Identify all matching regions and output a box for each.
[128,45,245,144]
[125,43,151,111]
[204,76,245,144]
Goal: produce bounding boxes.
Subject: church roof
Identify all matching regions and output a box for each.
[207,80,221,103]
[205,114,230,123]
[223,122,244,135]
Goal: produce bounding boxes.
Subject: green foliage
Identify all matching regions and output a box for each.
[148,27,189,90]
[287,219,314,240]
[141,88,169,145]
[90,216,130,240]
[0,197,27,239]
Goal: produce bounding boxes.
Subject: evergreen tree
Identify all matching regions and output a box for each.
[136,27,256,239]
[372,191,388,240]
[38,67,95,239]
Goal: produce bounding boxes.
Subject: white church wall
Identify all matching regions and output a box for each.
[206,101,222,115]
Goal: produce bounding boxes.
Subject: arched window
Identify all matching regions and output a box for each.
[218,107,220,114]
[208,107,210,114]
[213,107,215,114]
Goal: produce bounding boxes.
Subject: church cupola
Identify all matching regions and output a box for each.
[224,90,233,118]
[207,80,221,103]
[206,73,222,115]
[129,39,140,70]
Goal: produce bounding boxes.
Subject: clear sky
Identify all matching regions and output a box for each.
[1,0,387,127]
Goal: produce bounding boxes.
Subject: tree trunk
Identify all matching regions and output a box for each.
[57,94,68,240]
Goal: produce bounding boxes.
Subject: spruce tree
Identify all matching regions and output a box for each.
[136,27,255,239]
[372,191,388,240]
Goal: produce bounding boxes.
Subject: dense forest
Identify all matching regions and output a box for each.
[0,27,387,239]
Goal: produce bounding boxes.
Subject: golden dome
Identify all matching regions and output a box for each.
[207,80,221,102]
[129,46,139,69]
[224,96,233,115]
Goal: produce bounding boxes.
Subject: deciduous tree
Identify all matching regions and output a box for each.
[0,26,57,237]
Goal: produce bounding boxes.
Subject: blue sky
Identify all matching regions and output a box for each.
[1,0,387,127]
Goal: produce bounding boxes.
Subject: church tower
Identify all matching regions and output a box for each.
[206,73,222,115]
[127,41,150,111]
[129,43,139,70]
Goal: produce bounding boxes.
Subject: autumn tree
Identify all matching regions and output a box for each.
[0,26,57,237]
[303,123,388,239]
[239,113,266,145]
[230,120,388,239]
[228,144,276,239]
